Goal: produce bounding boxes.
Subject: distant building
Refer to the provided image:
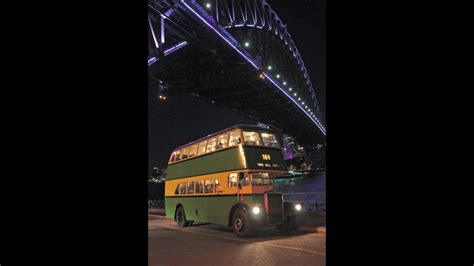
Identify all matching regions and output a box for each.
[149,166,166,183]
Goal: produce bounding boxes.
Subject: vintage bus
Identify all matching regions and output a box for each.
[164,124,302,237]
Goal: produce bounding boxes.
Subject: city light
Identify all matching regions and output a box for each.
[267,66,272,70]
[259,73,265,80]
[302,102,305,104]
[294,93,297,96]
[298,98,301,101]
[244,42,249,47]
[295,204,302,211]
[205,3,211,8]
[276,74,280,78]
[289,88,292,91]
[283,81,286,85]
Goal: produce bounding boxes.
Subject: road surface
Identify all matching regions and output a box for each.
[148,214,325,266]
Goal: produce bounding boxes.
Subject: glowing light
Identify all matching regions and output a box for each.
[259,73,265,80]
[289,88,292,91]
[253,206,260,214]
[295,204,302,211]
[294,93,297,96]
[267,66,272,70]
[298,98,301,101]
[283,82,286,85]
[244,42,249,47]
[302,102,305,104]
[205,3,211,8]
[276,74,280,78]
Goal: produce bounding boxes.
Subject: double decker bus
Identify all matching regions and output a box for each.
[164,125,302,237]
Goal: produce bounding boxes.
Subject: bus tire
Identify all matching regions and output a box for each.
[176,206,189,228]
[232,208,253,238]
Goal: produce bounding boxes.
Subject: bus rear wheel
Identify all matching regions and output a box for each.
[176,206,189,228]
[232,209,253,238]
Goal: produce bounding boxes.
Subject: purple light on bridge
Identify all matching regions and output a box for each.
[148,57,158,66]
[163,41,188,56]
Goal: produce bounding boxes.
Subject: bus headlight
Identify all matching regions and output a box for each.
[252,206,260,214]
[295,204,302,211]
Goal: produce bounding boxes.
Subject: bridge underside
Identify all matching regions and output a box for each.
[150,45,324,144]
[148,0,325,144]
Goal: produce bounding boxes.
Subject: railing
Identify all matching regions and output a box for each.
[148,199,165,210]
[282,192,326,212]
[148,191,326,213]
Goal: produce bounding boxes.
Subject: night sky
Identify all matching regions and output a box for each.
[148,0,326,171]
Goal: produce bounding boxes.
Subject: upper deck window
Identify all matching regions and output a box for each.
[206,137,217,153]
[261,133,280,148]
[242,131,262,146]
[175,150,182,161]
[182,147,190,159]
[189,144,198,157]
[228,130,241,146]
[197,141,207,155]
[216,133,229,150]
[169,152,176,163]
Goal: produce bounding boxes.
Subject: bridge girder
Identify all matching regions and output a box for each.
[148,0,326,144]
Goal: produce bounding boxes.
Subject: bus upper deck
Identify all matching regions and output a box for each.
[166,124,287,180]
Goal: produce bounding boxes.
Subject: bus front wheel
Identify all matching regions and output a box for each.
[176,206,189,228]
[232,209,253,238]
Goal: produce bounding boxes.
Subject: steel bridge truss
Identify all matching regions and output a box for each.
[148,0,326,140]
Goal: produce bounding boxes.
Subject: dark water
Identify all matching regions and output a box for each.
[273,171,326,193]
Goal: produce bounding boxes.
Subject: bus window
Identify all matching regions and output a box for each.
[216,133,229,150]
[197,141,207,155]
[169,152,176,163]
[215,179,223,193]
[174,184,179,195]
[206,137,217,153]
[179,183,186,194]
[242,131,262,146]
[187,181,194,194]
[241,173,250,186]
[260,133,280,148]
[182,147,190,159]
[250,173,272,186]
[204,179,213,193]
[189,144,198,157]
[196,180,204,194]
[228,173,238,188]
[175,150,182,161]
[228,130,241,146]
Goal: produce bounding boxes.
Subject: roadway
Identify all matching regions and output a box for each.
[148,214,326,266]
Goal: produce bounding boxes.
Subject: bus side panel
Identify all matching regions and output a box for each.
[166,147,244,180]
